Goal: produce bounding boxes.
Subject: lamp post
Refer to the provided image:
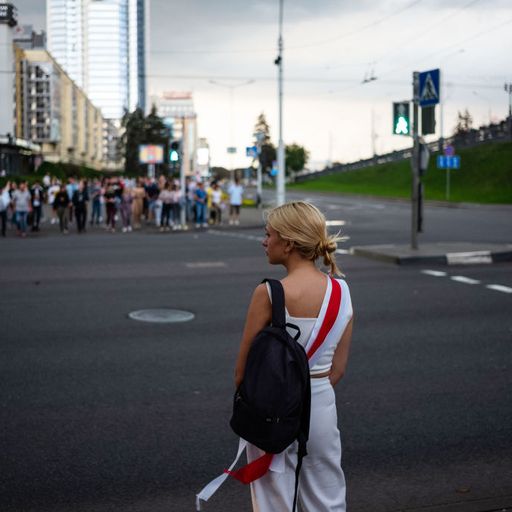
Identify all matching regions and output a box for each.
[275,0,285,206]
[209,79,254,172]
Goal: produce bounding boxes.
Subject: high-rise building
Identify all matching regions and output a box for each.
[46,0,147,120]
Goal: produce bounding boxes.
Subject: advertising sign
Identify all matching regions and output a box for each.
[139,145,164,164]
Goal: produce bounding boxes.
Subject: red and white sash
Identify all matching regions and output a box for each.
[196,276,347,510]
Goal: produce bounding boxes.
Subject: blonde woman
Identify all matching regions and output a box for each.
[236,201,354,512]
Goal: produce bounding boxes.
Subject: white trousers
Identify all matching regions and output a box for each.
[247,377,346,512]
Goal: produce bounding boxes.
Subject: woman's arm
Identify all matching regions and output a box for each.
[234,283,272,388]
[329,317,354,387]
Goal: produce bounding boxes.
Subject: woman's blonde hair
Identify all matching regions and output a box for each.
[265,201,345,276]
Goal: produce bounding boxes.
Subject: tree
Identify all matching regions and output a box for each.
[454,108,473,136]
[119,105,170,175]
[253,112,276,173]
[285,143,309,176]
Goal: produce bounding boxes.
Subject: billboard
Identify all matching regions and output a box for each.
[139,145,164,164]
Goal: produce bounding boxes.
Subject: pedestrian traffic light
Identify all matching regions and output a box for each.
[170,140,180,162]
[393,102,410,136]
[421,105,436,135]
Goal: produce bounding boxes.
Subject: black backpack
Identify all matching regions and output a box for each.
[230,279,311,510]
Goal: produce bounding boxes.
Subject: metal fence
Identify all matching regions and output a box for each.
[295,118,511,183]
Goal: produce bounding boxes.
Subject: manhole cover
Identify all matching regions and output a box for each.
[128,309,195,323]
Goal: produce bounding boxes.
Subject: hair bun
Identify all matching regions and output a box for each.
[316,238,336,257]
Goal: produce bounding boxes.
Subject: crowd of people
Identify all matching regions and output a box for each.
[0,174,245,238]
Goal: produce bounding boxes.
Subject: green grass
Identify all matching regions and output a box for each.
[290,141,512,204]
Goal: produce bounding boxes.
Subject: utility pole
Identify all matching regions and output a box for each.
[505,82,512,139]
[276,0,285,206]
[411,72,420,250]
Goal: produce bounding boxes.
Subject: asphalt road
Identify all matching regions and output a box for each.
[1,193,511,512]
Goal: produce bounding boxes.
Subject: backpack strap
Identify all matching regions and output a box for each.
[261,278,286,329]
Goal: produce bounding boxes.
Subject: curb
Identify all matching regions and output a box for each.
[351,246,512,266]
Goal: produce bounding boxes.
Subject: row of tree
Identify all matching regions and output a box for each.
[118,108,310,177]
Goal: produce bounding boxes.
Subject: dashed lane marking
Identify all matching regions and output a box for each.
[486,284,512,294]
[421,270,447,277]
[450,276,481,285]
[185,262,227,269]
[423,270,511,294]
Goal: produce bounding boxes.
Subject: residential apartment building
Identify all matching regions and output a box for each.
[15,47,104,169]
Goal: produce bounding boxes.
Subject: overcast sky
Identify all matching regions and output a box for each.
[14,0,512,168]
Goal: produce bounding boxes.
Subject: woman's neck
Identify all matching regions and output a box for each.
[283,253,319,276]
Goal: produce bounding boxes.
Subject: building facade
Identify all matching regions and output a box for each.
[46,0,147,120]
[15,47,104,170]
[152,91,198,177]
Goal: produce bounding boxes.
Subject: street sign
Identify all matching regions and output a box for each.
[419,69,440,107]
[437,155,461,169]
[444,144,455,156]
[246,146,258,158]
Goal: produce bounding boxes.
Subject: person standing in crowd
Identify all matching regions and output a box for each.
[159,181,173,232]
[30,180,45,232]
[104,178,118,233]
[194,181,208,229]
[209,181,222,225]
[228,177,244,225]
[187,177,197,223]
[0,181,11,237]
[169,182,182,230]
[72,180,89,233]
[146,178,160,225]
[66,177,78,225]
[53,183,71,234]
[12,181,32,237]
[131,178,145,229]
[42,172,51,190]
[120,186,133,233]
[47,178,60,225]
[89,178,102,226]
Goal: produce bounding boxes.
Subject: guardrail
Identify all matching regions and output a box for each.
[295,119,511,183]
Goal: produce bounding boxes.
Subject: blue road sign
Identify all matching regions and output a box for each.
[437,155,461,169]
[419,69,440,107]
[246,146,258,158]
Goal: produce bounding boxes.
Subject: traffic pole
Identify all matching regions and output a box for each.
[411,72,420,250]
[276,0,285,206]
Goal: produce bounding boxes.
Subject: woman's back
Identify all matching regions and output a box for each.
[281,270,328,319]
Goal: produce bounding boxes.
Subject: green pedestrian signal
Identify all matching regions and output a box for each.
[393,101,410,136]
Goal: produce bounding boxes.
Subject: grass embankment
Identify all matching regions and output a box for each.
[290,141,512,204]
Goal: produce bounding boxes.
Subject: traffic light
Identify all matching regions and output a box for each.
[393,101,410,136]
[421,105,436,135]
[170,140,180,162]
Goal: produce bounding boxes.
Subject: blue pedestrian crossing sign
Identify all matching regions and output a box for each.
[437,155,460,169]
[419,69,440,107]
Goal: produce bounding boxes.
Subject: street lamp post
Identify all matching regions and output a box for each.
[275,0,285,206]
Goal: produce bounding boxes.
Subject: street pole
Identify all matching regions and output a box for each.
[411,72,420,250]
[276,0,285,206]
[505,82,512,139]
[180,116,186,229]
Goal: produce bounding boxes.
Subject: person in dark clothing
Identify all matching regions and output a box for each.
[104,179,118,232]
[30,181,45,231]
[72,180,89,233]
[53,184,71,234]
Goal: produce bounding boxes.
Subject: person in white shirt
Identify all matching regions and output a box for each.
[228,178,244,225]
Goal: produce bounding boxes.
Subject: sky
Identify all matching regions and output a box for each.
[13,0,512,169]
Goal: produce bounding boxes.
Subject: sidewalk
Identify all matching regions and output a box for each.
[351,242,512,265]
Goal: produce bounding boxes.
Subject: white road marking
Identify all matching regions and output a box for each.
[326,220,346,226]
[185,262,227,269]
[446,251,492,265]
[336,249,350,255]
[486,284,512,294]
[421,270,447,277]
[450,276,481,285]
